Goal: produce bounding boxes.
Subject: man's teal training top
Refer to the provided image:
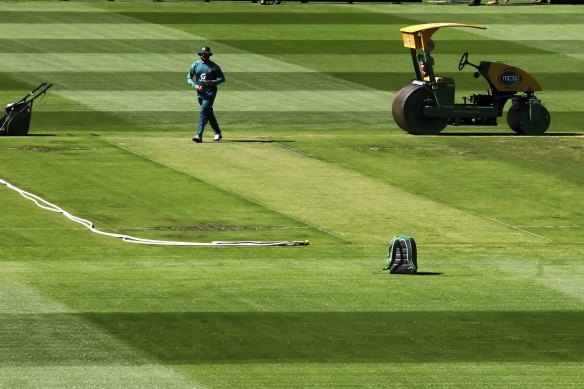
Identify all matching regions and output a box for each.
[187,59,225,98]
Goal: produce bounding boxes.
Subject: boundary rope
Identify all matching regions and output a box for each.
[0,178,308,247]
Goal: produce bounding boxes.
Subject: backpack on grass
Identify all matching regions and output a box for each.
[384,235,418,274]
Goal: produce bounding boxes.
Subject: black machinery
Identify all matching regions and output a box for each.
[0,82,53,136]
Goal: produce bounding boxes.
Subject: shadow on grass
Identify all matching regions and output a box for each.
[82,311,584,363]
[220,139,294,143]
[5,311,579,365]
[439,132,583,137]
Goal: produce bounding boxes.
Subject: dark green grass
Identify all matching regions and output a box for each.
[24,9,584,27]
[3,71,581,91]
[5,311,581,365]
[2,39,581,54]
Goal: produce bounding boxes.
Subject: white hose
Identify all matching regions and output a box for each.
[0,178,308,247]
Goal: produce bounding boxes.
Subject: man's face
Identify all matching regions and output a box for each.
[199,53,209,62]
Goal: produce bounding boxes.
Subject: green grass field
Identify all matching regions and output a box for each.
[0,0,583,387]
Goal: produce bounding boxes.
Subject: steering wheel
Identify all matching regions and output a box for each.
[458,52,469,71]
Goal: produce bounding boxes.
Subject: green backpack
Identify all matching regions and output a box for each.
[384,235,418,274]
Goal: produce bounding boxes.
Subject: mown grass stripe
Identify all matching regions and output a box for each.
[29,111,391,129]
[0,11,134,24]
[262,54,584,73]
[0,2,108,12]
[121,12,584,27]
[0,53,320,72]
[468,24,584,42]
[0,39,214,54]
[166,23,583,41]
[28,111,583,131]
[217,39,565,55]
[1,71,363,92]
[2,71,581,92]
[0,11,569,27]
[0,11,416,25]
[356,2,584,16]
[0,22,423,42]
[0,23,202,40]
[17,90,583,113]
[393,14,584,26]
[0,366,200,389]
[0,39,572,55]
[1,53,580,73]
[43,90,389,112]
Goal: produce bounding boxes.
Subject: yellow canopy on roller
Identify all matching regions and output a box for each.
[400,23,486,51]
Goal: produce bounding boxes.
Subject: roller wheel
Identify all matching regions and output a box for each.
[507,102,551,135]
[392,83,448,135]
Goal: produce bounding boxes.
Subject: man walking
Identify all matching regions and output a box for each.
[187,46,225,143]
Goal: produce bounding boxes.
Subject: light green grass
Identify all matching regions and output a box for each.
[0,1,583,388]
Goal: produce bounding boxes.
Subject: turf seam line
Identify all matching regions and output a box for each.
[103,139,348,243]
[275,142,554,243]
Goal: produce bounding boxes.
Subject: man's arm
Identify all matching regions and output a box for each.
[186,63,196,88]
